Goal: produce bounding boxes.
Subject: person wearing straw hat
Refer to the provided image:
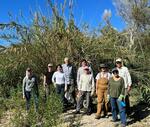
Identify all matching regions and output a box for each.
[95,64,111,119]
[115,58,132,115]
[43,63,54,100]
[74,66,95,115]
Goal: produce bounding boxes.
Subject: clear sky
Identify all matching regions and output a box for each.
[0,0,126,46]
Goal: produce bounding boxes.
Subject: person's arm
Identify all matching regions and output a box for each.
[52,72,56,87]
[77,68,80,86]
[43,74,47,87]
[72,65,77,85]
[78,75,83,91]
[118,78,125,101]
[91,76,95,96]
[126,68,132,92]
[95,73,99,95]
[22,77,26,99]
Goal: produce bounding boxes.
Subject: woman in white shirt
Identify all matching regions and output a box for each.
[52,64,67,111]
[75,66,95,115]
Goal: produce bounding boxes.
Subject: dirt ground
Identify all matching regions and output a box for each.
[0,89,150,127]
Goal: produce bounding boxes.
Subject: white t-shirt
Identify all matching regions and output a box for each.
[96,72,111,80]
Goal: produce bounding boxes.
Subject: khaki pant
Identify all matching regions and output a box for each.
[96,89,108,116]
[96,77,109,116]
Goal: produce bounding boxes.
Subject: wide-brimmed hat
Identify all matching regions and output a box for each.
[100,64,108,68]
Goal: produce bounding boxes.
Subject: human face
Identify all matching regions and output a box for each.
[57,66,62,72]
[48,66,52,71]
[65,59,69,64]
[113,71,119,78]
[26,70,32,77]
[82,61,87,67]
[84,69,89,74]
[101,67,107,72]
[116,62,122,68]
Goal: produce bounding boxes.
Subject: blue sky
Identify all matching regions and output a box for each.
[0,0,126,46]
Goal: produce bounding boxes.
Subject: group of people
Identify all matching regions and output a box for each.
[22,57,132,127]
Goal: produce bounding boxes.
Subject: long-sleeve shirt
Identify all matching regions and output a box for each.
[22,75,38,96]
[62,63,76,85]
[78,73,95,92]
[117,66,132,88]
[77,66,93,86]
[108,77,125,98]
[52,71,66,85]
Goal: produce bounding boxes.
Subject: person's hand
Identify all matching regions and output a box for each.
[118,95,124,101]
[107,94,110,100]
[96,90,98,95]
[127,86,131,93]
[53,83,56,88]
[65,85,67,92]
[91,91,95,96]
[23,95,25,99]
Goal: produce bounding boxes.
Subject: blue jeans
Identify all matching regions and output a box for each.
[25,91,39,112]
[56,84,65,107]
[110,97,126,125]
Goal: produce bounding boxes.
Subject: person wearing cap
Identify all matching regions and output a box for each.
[108,68,126,127]
[77,59,93,87]
[43,63,54,100]
[115,58,132,115]
[62,57,76,107]
[74,66,95,115]
[95,64,111,119]
[52,64,67,112]
[22,68,39,112]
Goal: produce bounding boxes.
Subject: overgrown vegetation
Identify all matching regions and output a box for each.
[0,0,150,126]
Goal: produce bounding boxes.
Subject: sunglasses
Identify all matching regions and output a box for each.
[116,62,121,64]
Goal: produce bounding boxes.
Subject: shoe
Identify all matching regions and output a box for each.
[111,119,119,122]
[95,115,101,119]
[74,110,80,114]
[105,115,109,118]
[86,112,91,115]
[121,124,126,127]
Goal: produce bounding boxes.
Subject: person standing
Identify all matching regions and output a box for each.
[23,68,39,112]
[77,59,93,86]
[52,64,67,111]
[43,63,54,99]
[62,57,76,107]
[108,68,126,127]
[75,66,95,115]
[95,64,111,119]
[115,58,132,115]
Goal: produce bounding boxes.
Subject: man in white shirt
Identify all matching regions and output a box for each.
[116,58,132,115]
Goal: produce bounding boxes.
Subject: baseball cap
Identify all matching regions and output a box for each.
[48,63,53,67]
[116,58,122,63]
